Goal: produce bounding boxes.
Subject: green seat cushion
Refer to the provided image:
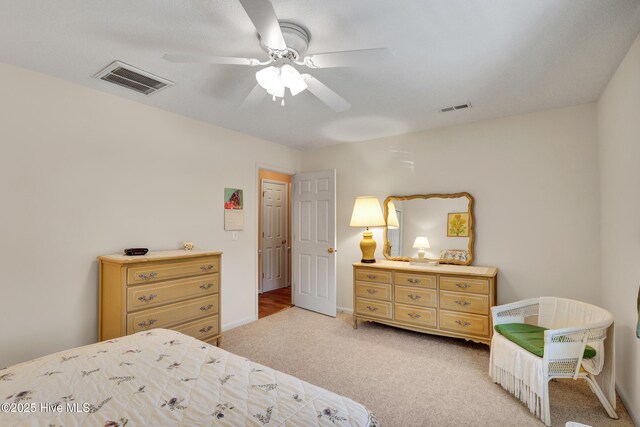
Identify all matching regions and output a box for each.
[494,323,596,359]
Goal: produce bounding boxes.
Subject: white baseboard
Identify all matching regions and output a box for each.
[222,315,257,332]
[337,306,353,314]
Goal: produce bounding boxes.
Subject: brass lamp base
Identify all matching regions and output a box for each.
[360,230,377,263]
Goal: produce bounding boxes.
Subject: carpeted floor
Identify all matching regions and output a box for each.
[222,307,633,427]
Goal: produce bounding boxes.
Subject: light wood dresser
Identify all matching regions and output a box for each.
[353,260,498,345]
[98,250,222,346]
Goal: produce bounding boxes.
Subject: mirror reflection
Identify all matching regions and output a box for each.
[383,193,474,265]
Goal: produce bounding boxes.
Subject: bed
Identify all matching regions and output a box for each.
[0,329,378,426]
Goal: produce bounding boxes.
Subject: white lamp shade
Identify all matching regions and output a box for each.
[256,66,278,90]
[281,64,308,96]
[386,201,400,229]
[413,236,431,249]
[267,80,285,98]
[350,196,386,228]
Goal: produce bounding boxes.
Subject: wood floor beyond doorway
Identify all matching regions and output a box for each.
[259,287,293,319]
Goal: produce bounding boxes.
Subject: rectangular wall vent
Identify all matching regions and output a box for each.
[440,103,472,113]
[94,61,174,95]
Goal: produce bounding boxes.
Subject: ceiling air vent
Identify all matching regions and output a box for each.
[94,61,174,95]
[440,103,472,113]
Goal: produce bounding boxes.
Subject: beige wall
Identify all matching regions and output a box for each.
[301,104,601,312]
[0,64,301,367]
[597,33,640,423]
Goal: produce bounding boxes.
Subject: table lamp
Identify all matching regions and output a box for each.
[350,196,386,263]
[386,201,400,229]
[413,236,431,259]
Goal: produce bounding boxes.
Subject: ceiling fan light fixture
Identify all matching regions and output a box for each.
[256,64,307,99]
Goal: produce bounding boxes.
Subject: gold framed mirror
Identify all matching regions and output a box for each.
[382,192,475,265]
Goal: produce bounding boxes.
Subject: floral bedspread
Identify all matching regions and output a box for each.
[0,329,379,426]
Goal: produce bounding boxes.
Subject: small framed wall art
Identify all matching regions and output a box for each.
[447,212,470,237]
[224,188,244,231]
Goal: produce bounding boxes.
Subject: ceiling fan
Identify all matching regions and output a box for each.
[163,0,393,112]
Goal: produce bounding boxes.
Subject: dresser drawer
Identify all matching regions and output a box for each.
[439,310,490,337]
[126,294,218,334]
[355,282,391,301]
[439,290,488,315]
[394,272,437,289]
[440,276,489,295]
[354,269,392,284]
[174,315,219,341]
[127,257,219,285]
[394,286,437,308]
[127,274,219,311]
[394,304,436,327]
[355,298,392,319]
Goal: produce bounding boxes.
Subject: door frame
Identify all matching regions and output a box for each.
[255,163,295,320]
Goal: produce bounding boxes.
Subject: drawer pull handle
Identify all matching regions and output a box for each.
[366,288,377,295]
[455,320,471,327]
[137,294,157,303]
[200,283,214,290]
[455,299,471,307]
[137,272,158,280]
[199,326,214,334]
[200,264,215,272]
[366,274,377,280]
[407,312,421,319]
[455,283,471,289]
[138,319,157,328]
[366,305,378,312]
[407,278,421,284]
[407,294,422,301]
[200,304,214,311]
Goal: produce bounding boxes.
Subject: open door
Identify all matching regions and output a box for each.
[292,170,337,317]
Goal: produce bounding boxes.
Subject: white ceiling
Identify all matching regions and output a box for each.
[2,0,640,149]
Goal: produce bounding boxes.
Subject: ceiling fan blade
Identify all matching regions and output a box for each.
[301,74,351,112]
[238,0,287,52]
[163,53,261,66]
[240,84,266,109]
[302,48,393,68]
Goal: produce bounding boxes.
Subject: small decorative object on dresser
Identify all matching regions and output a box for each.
[181,241,195,251]
[124,247,149,256]
[353,260,497,345]
[98,250,222,346]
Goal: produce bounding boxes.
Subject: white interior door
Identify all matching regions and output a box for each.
[261,180,288,293]
[292,170,337,317]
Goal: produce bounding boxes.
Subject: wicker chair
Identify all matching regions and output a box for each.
[490,297,618,426]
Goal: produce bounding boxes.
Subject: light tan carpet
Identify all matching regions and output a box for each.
[222,307,633,427]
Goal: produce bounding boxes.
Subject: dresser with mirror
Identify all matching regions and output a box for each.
[352,192,498,345]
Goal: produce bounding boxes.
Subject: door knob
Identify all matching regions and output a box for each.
[328,248,337,253]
